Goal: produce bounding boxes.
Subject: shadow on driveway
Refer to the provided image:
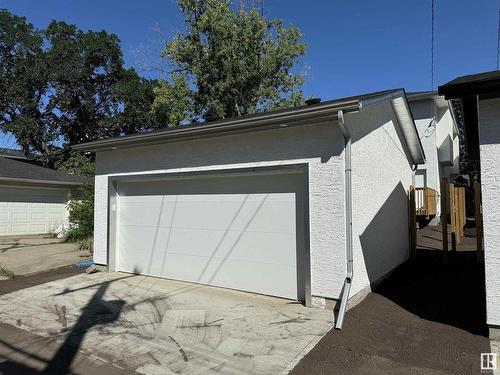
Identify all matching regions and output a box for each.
[0,273,129,374]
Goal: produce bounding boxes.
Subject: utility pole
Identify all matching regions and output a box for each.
[431,0,435,89]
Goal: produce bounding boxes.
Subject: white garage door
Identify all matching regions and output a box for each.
[0,186,69,236]
[116,172,305,300]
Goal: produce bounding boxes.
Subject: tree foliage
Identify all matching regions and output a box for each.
[0,9,159,167]
[151,73,192,126]
[153,0,306,123]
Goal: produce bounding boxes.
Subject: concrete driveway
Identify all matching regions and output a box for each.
[0,272,333,374]
[0,235,88,276]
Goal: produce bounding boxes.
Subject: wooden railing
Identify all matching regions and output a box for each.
[415,187,437,216]
[448,183,466,244]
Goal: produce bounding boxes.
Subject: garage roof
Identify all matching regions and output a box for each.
[0,148,27,160]
[438,70,500,162]
[406,91,448,107]
[439,70,500,99]
[73,88,424,164]
[0,157,85,185]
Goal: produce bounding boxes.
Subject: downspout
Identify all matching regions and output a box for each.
[335,109,353,330]
[412,164,418,185]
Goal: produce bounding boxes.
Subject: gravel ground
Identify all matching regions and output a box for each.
[290,225,490,375]
[0,266,84,295]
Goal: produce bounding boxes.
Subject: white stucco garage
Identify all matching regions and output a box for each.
[0,153,84,236]
[75,89,425,325]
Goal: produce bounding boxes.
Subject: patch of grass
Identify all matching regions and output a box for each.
[0,265,15,279]
[76,236,93,254]
[44,230,57,239]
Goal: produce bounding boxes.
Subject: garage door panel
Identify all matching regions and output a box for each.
[11,202,29,209]
[31,212,46,220]
[119,227,238,260]
[168,200,250,230]
[47,218,63,226]
[163,197,296,233]
[218,230,297,265]
[116,172,304,300]
[119,224,297,266]
[11,212,28,221]
[177,193,253,203]
[157,253,296,299]
[120,196,296,233]
[30,223,47,232]
[233,198,296,233]
[119,225,171,251]
[205,259,297,299]
[119,201,175,227]
[40,211,65,221]
[117,247,153,275]
[10,224,29,233]
[162,229,296,265]
[120,250,297,299]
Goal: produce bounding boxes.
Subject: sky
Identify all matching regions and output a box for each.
[1,0,498,148]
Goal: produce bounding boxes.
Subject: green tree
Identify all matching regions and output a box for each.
[0,10,158,167]
[153,0,306,123]
[151,73,192,126]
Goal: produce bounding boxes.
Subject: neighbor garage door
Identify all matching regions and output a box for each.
[116,171,305,300]
[0,186,69,236]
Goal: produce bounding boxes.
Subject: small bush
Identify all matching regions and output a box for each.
[0,265,15,279]
[57,154,95,241]
[76,236,93,253]
[65,195,94,241]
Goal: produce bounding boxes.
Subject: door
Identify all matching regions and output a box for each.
[116,171,305,300]
[0,186,69,235]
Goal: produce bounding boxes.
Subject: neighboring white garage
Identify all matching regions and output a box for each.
[75,89,425,328]
[0,153,85,236]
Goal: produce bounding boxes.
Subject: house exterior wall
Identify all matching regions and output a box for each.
[348,98,413,297]
[409,98,460,217]
[93,122,348,300]
[436,106,460,179]
[409,100,441,199]
[478,98,500,327]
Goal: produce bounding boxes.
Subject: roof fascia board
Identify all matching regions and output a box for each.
[359,89,405,108]
[439,82,500,99]
[0,177,83,186]
[73,99,361,152]
[391,92,426,165]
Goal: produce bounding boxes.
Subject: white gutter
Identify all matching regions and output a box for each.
[74,99,361,152]
[0,177,83,186]
[335,109,353,330]
[391,96,426,165]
